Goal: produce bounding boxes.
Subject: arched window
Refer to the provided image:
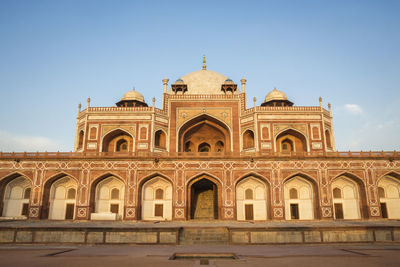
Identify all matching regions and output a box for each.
[378,187,385,198]
[198,142,211,152]
[333,187,342,198]
[245,188,253,200]
[78,130,84,150]
[154,130,166,149]
[215,141,224,152]
[289,188,298,199]
[185,141,194,152]
[281,139,293,152]
[89,127,97,140]
[23,188,31,199]
[155,188,164,200]
[67,188,76,199]
[243,130,255,149]
[325,130,332,149]
[116,139,128,152]
[111,188,120,200]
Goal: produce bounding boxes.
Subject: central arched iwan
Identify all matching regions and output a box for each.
[178,114,231,153]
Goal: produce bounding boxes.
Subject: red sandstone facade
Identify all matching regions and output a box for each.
[0,64,399,221]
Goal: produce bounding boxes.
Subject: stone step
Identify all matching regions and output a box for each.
[179,227,229,245]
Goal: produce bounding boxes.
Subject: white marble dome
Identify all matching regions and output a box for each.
[169,69,239,95]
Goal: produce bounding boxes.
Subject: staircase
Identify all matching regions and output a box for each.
[179,227,229,245]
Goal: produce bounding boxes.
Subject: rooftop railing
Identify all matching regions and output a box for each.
[0,151,398,160]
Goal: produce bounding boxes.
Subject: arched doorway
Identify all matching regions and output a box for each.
[188,176,220,220]
[236,176,268,220]
[141,177,172,220]
[1,176,31,217]
[178,114,231,153]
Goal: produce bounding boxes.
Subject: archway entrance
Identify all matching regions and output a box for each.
[189,178,219,220]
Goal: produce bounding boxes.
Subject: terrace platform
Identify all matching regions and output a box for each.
[0,220,399,245]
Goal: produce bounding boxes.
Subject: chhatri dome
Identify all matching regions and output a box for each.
[116,88,148,107]
[169,57,240,95]
[261,88,294,107]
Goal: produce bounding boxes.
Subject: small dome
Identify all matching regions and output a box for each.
[265,88,289,102]
[224,78,234,84]
[121,88,145,102]
[174,79,185,84]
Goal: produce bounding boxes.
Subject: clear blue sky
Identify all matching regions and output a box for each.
[0,0,399,151]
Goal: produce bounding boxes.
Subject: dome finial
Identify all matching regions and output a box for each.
[202,55,206,70]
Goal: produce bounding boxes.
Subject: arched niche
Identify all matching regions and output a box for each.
[331,173,368,219]
[378,175,400,219]
[325,129,332,149]
[178,115,231,153]
[284,176,315,220]
[236,176,268,221]
[154,130,167,150]
[198,142,211,152]
[331,177,361,219]
[243,130,255,150]
[2,176,31,218]
[91,176,125,220]
[141,177,172,220]
[276,129,308,153]
[102,129,133,152]
[41,174,78,219]
[78,130,84,150]
[48,176,77,220]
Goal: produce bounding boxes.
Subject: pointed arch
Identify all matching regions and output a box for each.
[235,173,271,220]
[331,172,368,219]
[187,173,222,220]
[177,114,232,153]
[377,172,400,219]
[283,173,320,219]
[139,174,173,220]
[138,172,174,188]
[235,172,271,187]
[275,127,309,152]
[186,172,223,187]
[89,172,126,217]
[41,172,78,219]
[101,128,134,153]
[137,172,173,220]
[0,172,32,217]
[377,171,400,184]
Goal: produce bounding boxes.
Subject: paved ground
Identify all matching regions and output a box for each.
[1,219,400,228]
[0,244,399,267]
